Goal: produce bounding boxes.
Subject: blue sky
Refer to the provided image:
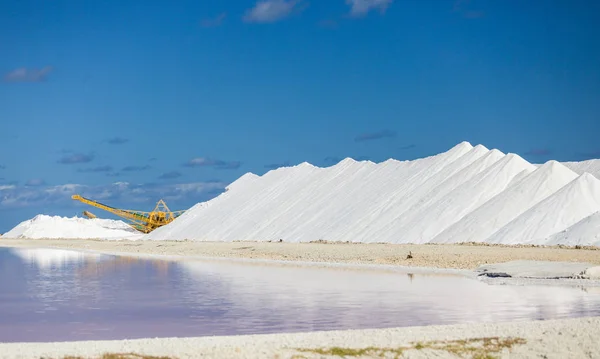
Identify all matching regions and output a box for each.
[1,0,599,232]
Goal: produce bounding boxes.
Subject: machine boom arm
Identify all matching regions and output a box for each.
[71,194,185,233]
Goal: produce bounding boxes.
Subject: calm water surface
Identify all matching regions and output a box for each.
[1,247,600,343]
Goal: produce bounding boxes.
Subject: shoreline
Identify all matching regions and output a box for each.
[0,316,598,358]
[1,238,599,271]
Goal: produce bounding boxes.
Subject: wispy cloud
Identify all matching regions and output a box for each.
[525,148,552,156]
[106,137,129,145]
[158,171,183,180]
[25,179,46,187]
[57,153,94,164]
[201,13,227,27]
[0,180,226,209]
[453,0,484,18]
[264,161,291,169]
[3,66,53,83]
[184,157,242,170]
[122,165,151,172]
[354,129,397,142]
[243,0,304,23]
[575,150,600,161]
[78,165,113,173]
[346,0,393,17]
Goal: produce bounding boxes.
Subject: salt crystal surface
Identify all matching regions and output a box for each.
[545,211,600,247]
[561,159,600,179]
[431,160,579,244]
[2,214,141,239]
[486,173,600,245]
[355,148,506,243]
[380,153,536,244]
[144,143,600,246]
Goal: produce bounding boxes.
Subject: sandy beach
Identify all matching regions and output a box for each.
[0,315,598,358]
[1,238,599,270]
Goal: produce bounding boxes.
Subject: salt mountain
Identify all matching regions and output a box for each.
[145,142,600,247]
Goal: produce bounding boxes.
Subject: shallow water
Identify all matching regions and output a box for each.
[1,247,600,343]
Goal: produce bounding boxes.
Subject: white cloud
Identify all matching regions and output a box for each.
[3,66,53,82]
[184,157,242,170]
[346,0,393,17]
[201,13,227,28]
[0,181,226,210]
[243,0,302,23]
[25,179,46,187]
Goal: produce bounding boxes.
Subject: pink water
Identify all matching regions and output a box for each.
[1,247,600,343]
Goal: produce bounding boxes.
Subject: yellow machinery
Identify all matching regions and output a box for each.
[82,210,97,219]
[71,194,185,233]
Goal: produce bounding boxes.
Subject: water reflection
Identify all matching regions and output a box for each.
[1,247,600,343]
[11,248,104,269]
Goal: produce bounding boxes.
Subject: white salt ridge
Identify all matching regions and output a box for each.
[226,172,260,192]
[145,142,600,246]
[385,153,536,244]
[561,159,600,179]
[342,145,490,243]
[147,161,326,241]
[431,160,580,244]
[257,141,475,243]
[357,147,506,243]
[545,211,600,247]
[486,173,600,245]
[3,214,141,239]
[146,142,474,242]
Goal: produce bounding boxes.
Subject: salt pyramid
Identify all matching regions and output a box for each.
[379,153,536,244]
[546,211,600,247]
[486,173,600,245]
[431,160,580,244]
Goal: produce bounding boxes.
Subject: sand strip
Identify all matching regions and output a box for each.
[0,316,598,359]
[1,239,599,270]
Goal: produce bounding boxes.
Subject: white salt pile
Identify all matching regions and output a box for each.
[561,159,600,179]
[486,173,600,245]
[3,214,141,240]
[431,161,579,244]
[545,211,600,247]
[144,141,600,247]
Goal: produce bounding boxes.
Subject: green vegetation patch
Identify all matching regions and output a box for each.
[294,336,526,358]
